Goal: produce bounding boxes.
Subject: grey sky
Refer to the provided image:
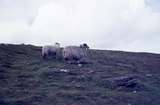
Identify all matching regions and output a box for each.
[146,0,160,11]
[0,0,160,53]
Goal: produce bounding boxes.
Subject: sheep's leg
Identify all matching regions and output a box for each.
[64,58,74,64]
[72,56,79,64]
[64,57,70,64]
[42,53,47,59]
[64,57,69,61]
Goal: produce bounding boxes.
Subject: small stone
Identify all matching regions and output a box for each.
[88,70,94,73]
[133,90,137,93]
[60,69,68,72]
[78,64,82,67]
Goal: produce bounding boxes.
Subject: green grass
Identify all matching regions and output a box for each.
[0,44,160,105]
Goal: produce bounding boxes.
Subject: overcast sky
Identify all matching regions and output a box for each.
[0,0,160,53]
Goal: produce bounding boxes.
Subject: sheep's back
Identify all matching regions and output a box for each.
[63,46,87,59]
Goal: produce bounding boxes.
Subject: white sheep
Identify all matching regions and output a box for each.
[42,43,61,59]
[63,44,89,64]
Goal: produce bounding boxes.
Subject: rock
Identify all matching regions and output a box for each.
[102,75,137,89]
[146,74,153,77]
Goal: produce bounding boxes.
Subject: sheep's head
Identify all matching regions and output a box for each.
[80,43,89,50]
[55,42,60,47]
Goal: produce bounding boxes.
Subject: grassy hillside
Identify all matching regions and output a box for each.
[0,44,160,105]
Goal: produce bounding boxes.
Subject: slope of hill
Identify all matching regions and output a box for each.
[0,44,160,105]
